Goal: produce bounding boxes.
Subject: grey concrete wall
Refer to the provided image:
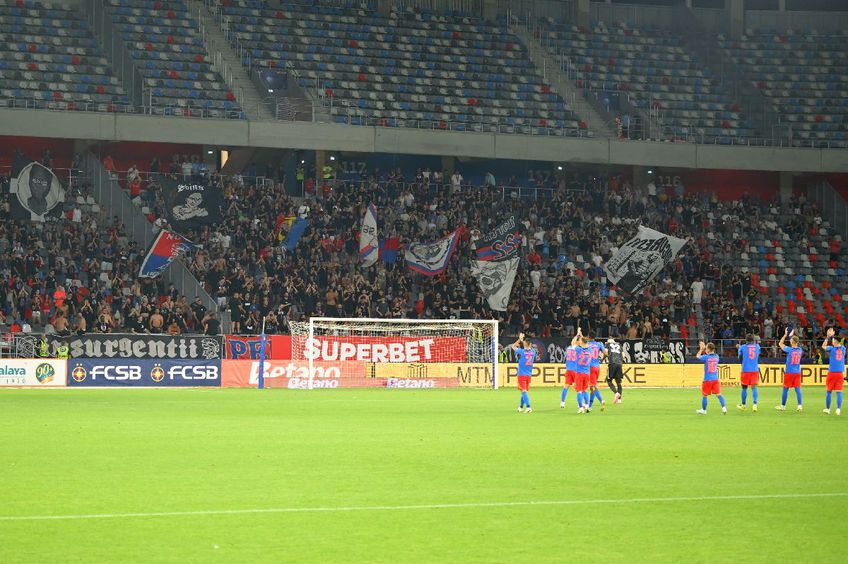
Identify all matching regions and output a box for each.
[1,109,847,173]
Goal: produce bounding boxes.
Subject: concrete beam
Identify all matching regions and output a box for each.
[1,109,847,173]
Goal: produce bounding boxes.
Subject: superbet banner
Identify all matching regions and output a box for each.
[224,335,293,360]
[293,336,468,363]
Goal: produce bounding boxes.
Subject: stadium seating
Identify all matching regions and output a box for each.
[719,30,848,149]
[211,0,585,135]
[106,0,243,118]
[0,0,130,111]
[538,19,756,142]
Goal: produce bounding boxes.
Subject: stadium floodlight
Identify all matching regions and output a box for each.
[287,317,499,389]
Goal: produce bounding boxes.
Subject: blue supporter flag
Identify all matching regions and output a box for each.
[283,217,309,251]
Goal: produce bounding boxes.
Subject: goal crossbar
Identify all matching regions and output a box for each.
[291,317,500,389]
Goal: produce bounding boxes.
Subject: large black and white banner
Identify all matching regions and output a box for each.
[161,176,224,234]
[472,260,518,311]
[604,226,687,294]
[39,335,224,360]
[472,216,521,311]
[10,153,65,221]
[499,337,687,364]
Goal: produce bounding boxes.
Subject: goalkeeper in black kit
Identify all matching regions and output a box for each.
[606,338,624,404]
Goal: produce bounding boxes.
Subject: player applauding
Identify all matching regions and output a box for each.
[696,341,727,415]
[512,333,536,413]
[821,328,844,416]
[571,328,592,414]
[776,328,803,412]
[561,339,578,409]
[586,333,606,412]
[737,335,761,412]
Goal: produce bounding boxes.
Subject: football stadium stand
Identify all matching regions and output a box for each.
[1,149,829,357]
[538,18,756,143]
[212,0,586,134]
[106,0,242,117]
[719,29,848,149]
[0,0,130,111]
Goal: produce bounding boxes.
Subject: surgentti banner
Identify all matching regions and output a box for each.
[0,359,67,387]
[68,359,221,387]
[499,364,837,388]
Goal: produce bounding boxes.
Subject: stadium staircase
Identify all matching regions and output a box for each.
[809,181,848,241]
[188,0,273,120]
[82,152,228,328]
[511,25,612,138]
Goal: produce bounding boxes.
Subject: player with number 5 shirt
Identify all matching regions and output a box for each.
[695,341,727,415]
[737,335,761,412]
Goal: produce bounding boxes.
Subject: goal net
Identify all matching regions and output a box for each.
[287,318,499,389]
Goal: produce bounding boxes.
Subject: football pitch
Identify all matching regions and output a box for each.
[0,387,845,563]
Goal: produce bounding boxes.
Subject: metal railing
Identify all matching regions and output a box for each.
[0,97,246,120]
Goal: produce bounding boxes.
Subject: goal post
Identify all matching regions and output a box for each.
[287,317,499,389]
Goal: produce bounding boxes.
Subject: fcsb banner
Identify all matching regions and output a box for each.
[68,359,221,387]
[498,364,835,388]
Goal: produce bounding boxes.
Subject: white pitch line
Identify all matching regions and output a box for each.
[1,492,845,523]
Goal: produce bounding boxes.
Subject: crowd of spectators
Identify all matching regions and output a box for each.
[0,152,222,337]
[1,149,843,359]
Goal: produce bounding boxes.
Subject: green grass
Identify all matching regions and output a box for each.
[0,387,844,563]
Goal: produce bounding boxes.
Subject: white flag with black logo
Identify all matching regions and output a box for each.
[359,203,378,268]
[604,226,687,294]
[472,258,519,311]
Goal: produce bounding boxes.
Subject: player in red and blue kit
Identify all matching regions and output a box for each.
[737,335,761,412]
[512,333,536,413]
[696,341,727,415]
[821,328,844,416]
[561,343,578,409]
[571,329,592,414]
[586,335,606,412]
[776,328,803,412]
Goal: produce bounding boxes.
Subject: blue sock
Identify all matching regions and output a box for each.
[702,396,708,410]
[581,392,589,407]
[827,391,832,409]
[594,389,603,404]
[781,387,788,406]
[718,395,726,408]
[795,387,802,405]
[837,392,843,409]
[752,386,758,405]
[576,391,582,407]
[589,391,595,407]
[522,391,530,408]
[561,387,568,403]
[741,387,748,405]
[520,392,525,408]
